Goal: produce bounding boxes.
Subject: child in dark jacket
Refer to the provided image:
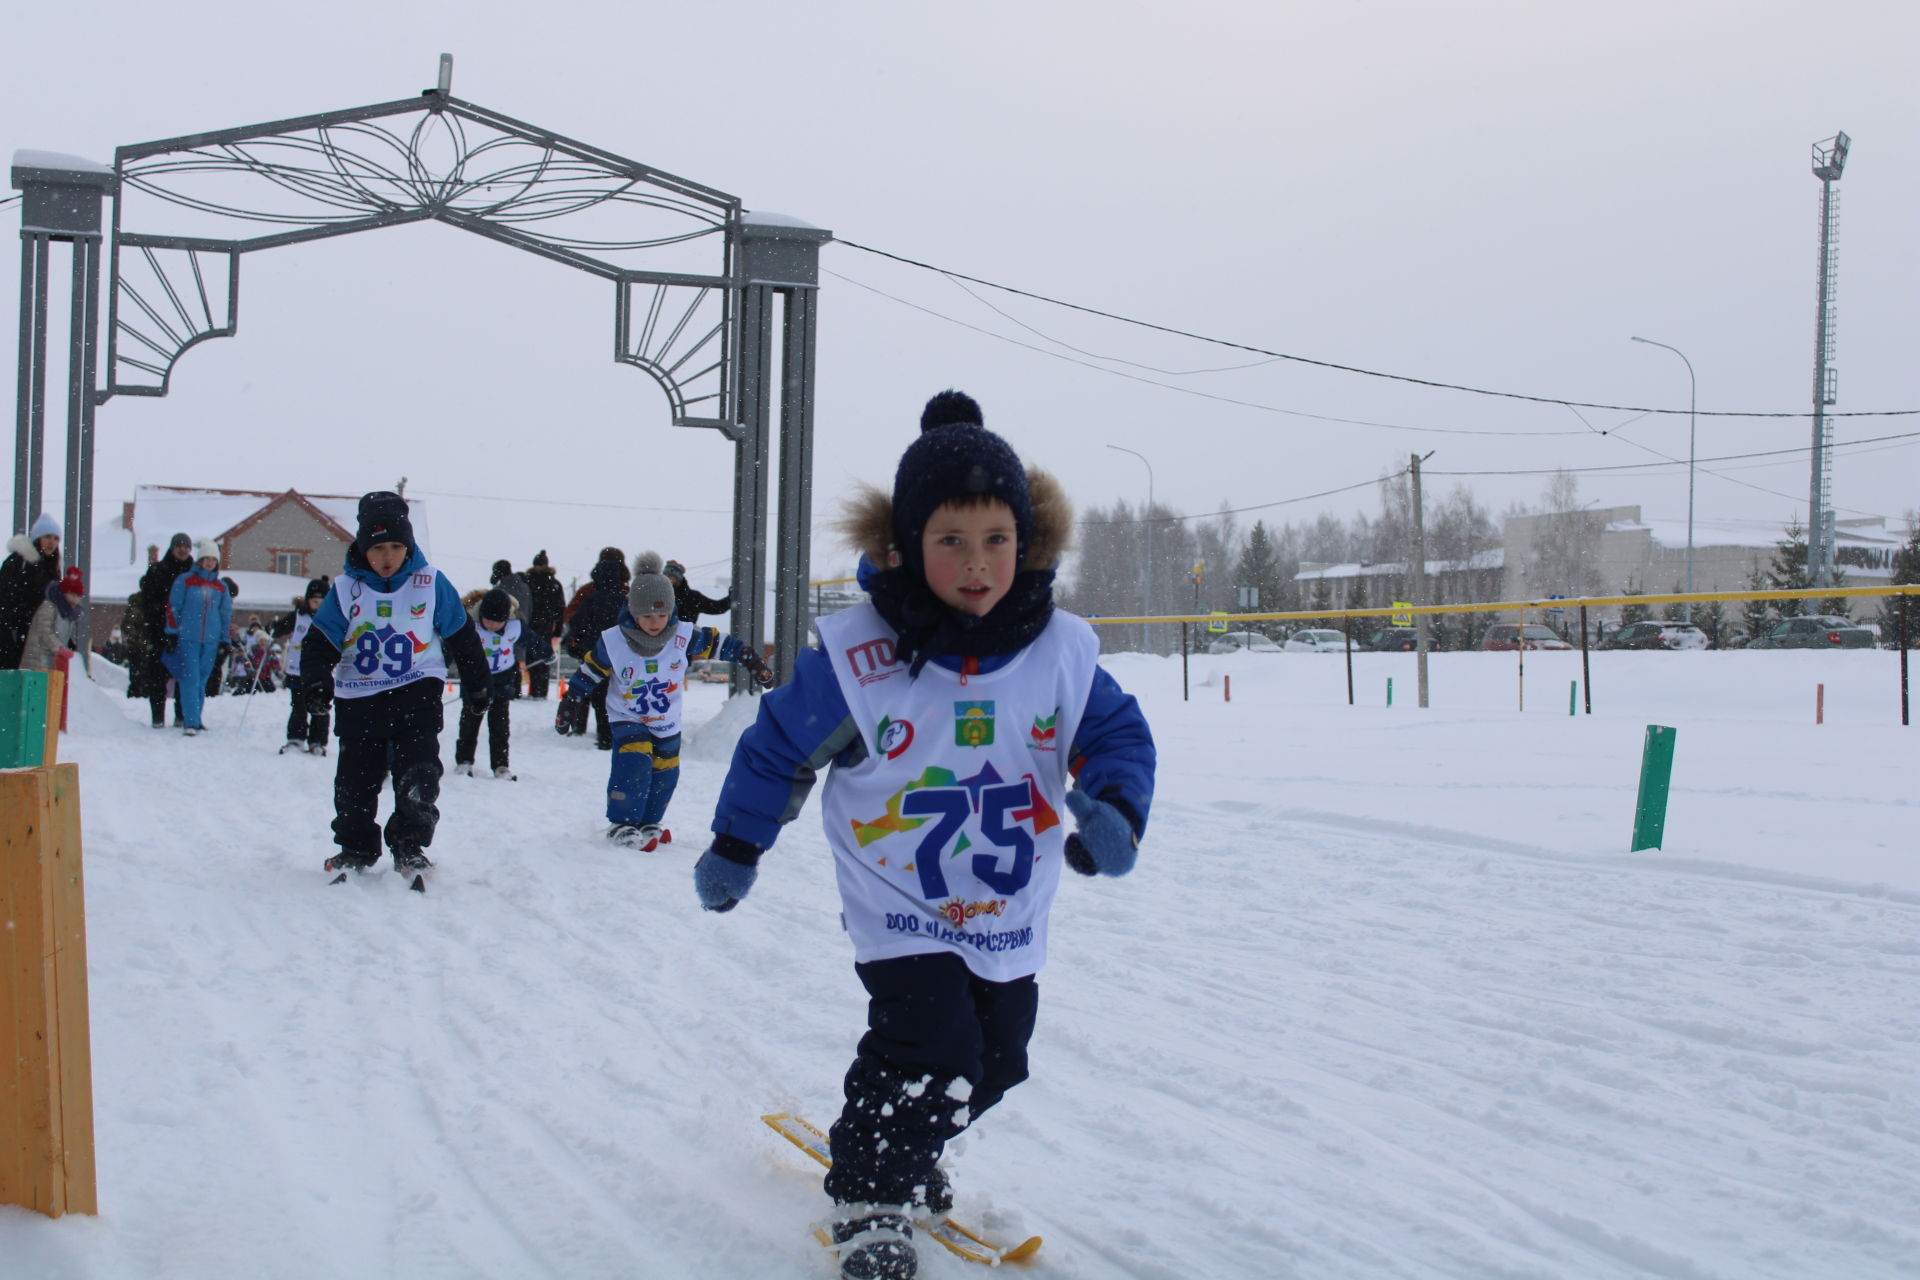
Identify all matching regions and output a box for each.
[560,551,772,851]
[455,588,523,780]
[299,492,491,889]
[693,392,1155,1280]
[275,577,332,755]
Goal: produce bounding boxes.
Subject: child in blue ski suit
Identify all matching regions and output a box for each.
[299,492,492,884]
[693,391,1155,1280]
[164,538,233,735]
[559,551,772,851]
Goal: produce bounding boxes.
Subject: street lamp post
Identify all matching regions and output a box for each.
[1106,444,1154,652]
[1631,336,1697,623]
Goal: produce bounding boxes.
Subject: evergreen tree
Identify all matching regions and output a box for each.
[1661,579,1688,622]
[1884,512,1920,648]
[1700,597,1730,649]
[1233,522,1287,638]
[1765,520,1812,617]
[1619,577,1651,626]
[1740,561,1774,645]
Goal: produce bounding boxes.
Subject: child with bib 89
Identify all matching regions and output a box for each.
[693,391,1155,1280]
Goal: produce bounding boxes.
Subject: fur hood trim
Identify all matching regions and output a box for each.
[461,587,521,619]
[836,465,1071,574]
[8,533,38,561]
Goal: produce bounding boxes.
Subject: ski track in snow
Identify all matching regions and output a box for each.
[3,650,1916,1279]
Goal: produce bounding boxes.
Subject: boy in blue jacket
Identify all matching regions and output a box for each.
[694,392,1155,1280]
[299,492,491,889]
[163,538,233,735]
[560,551,772,851]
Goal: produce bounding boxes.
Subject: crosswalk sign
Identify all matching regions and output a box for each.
[1207,611,1230,633]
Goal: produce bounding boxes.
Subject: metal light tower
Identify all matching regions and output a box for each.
[1807,131,1849,587]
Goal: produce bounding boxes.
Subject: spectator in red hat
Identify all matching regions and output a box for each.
[21,565,84,672]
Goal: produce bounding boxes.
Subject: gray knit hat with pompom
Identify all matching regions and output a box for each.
[627,550,675,619]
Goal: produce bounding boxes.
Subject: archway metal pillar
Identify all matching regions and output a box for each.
[735,214,831,684]
[12,154,114,662]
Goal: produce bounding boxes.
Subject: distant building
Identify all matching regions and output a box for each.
[85,485,433,646]
[1294,549,1505,616]
[1502,505,1901,618]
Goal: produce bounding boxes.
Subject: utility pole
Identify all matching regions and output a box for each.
[1411,452,1433,708]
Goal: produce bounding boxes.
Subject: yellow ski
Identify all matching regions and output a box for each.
[762,1112,1043,1266]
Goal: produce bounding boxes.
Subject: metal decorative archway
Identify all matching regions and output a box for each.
[12,60,830,679]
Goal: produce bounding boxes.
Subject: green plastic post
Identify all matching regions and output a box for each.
[1630,725,1677,852]
[1386,677,1393,707]
[0,669,52,767]
[1570,681,1577,716]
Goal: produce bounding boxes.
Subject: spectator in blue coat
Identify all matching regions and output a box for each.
[164,538,232,735]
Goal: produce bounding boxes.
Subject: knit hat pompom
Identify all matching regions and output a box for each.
[627,550,675,619]
[478,588,513,623]
[532,549,549,568]
[890,390,1033,576]
[58,567,84,596]
[304,576,330,599]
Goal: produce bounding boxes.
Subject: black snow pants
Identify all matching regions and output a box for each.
[455,693,511,771]
[823,951,1039,1208]
[330,679,445,858]
[284,675,330,749]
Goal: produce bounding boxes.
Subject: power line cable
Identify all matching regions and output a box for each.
[836,239,1919,421]
[826,267,1590,439]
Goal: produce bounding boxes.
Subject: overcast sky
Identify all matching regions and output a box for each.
[4,0,1915,594]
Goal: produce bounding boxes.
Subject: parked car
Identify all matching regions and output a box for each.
[1480,623,1573,652]
[1284,628,1349,654]
[1206,630,1282,655]
[1747,616,1877,650]
[690,658,735,683]
[1364,626,1440,652]
[1602,622,1709,651]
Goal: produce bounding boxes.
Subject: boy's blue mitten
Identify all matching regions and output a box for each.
[695,835,762,913]
[1064,790,1138,877]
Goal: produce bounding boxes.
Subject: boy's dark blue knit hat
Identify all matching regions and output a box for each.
[354,491,414,554]
[890,390,1033,576]
[478,588,513,623]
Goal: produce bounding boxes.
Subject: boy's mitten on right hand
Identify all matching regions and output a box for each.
[554,695,587,736]
[745,655,776,688]
[1063,790,1138,877]
[694,835,762,913]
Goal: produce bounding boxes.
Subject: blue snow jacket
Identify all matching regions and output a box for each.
[709,626,1156,855]
[166,565,233,646]
[302,545,491,704]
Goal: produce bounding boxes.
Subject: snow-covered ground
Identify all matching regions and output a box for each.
[3,646,1915,1279]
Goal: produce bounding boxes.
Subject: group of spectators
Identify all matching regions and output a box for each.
[1,528,732,741]
[0,514,84,677]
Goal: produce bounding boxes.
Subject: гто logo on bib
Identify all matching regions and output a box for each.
[877,716,914,759]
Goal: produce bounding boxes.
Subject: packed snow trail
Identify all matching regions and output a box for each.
[2,650,1914,1279]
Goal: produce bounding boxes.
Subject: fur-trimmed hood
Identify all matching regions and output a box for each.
[462,587,521,620]
[7,533,38,562]
[836,465,1071,574]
